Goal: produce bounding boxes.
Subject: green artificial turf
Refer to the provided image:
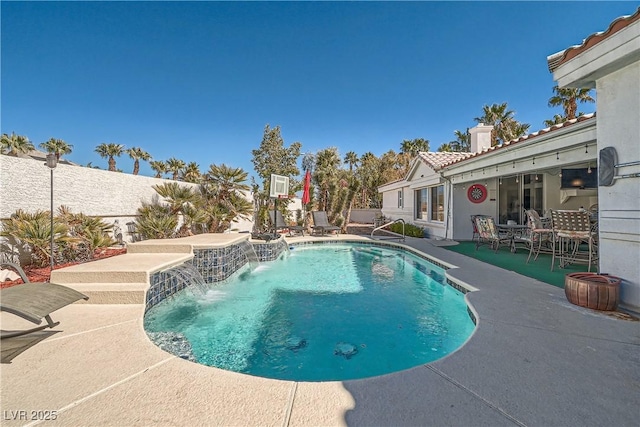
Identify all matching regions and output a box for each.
[441,241,591,288]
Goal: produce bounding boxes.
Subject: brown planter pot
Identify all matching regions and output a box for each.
[565,273,621,311]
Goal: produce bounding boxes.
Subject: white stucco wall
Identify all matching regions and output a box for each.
[596,61,640,311]
[451,179,499,241]
[0,155,254,242]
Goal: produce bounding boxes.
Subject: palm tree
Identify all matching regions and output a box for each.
[201,164,252,232]
[451,130,471,152]
[1,132,35,156]
[39,138,73,161]
[95,143,125,172]
[474,103,529,146]
[437,143,453,152]
[181,162,202,183]
[313,148,341,213]
[400,138,429,156]
[543,114,566,127]
[126,147,152,175]
[344,151,359,172]
[166,157,186,180]
[149,160,167,178]
[548,85,595,120]
[153,182,198,216]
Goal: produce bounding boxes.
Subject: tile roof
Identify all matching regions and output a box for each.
[548,7,640,73]
[416,151,472,170]
[437,113,596,169]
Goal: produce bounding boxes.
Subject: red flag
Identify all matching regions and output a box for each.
[302,170,311,205]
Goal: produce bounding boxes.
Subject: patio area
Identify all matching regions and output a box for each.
[441,240,591,288]
[1,234,638,426]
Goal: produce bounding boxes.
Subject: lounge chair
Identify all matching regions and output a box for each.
[311,211,341,236]
[269,210,306,236]
[1,262,88,363]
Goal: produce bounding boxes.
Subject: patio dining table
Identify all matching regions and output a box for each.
[497,223,529,253]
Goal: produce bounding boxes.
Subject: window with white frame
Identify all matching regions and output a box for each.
[430,185,445,222]
[415,188,428,220]
[397,190,403,208]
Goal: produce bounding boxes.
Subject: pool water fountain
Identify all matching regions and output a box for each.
[163,263,209,296]
[237,239,260,268]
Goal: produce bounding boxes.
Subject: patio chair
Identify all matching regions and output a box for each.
[550,209,597,272]
[522,209,554,263]
[311,211,341,236]
[1,262,89,363]
[473,216,511,253]
[470,214,491,243]
[269,210,305,236]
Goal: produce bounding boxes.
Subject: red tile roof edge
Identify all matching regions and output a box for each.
[438,113,596,169]
[548,7,640,73]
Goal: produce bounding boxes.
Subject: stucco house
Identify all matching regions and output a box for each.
[379,9,639,312]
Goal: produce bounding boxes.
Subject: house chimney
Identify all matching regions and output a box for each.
[469,123,493,153]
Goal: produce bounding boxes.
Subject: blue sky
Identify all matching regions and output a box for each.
[2,1,636,180]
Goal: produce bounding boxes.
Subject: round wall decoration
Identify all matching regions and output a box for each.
[467,184,488,203]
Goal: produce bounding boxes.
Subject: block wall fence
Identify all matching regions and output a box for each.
[0,155,253,242]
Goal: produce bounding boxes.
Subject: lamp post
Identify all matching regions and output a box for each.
[45,153,58,273]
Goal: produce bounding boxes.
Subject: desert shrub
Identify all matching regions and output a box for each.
[1,207,117,267]
[1,209,76,267]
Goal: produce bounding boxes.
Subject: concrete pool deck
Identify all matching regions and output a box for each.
[1,234,638,426]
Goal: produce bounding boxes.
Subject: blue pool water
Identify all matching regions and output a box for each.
[144,243,475,381]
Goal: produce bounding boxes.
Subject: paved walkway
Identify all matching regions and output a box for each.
[1,235,638,426]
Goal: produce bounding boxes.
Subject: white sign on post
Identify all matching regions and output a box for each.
[269,174,289,198]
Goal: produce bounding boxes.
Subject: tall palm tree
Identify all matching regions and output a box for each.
[437,143,453,152]
[95,143,124,172]
[39,138,73,161]
[181,162,202,183]
[149,160,167,178]
[166,157,186,180]
[1,132,35,155]
[451,130,470,152]
[548,85,595,120]
[313,147,341,213]
[126,147,152,175]
[474,103,529,146]
[344,151,359,172]
[400,138,429,156]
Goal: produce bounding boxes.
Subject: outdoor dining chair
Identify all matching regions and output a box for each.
[550,209,597,272]
[522,209,554,263]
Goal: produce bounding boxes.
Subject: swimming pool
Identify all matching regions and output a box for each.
[144,242,475,381]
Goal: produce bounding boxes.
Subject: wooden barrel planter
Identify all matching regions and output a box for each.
[565,273,621,311]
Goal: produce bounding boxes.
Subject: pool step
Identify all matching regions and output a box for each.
[50,253,192,284]
[50,253,193,304]
[63,282,148,304]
